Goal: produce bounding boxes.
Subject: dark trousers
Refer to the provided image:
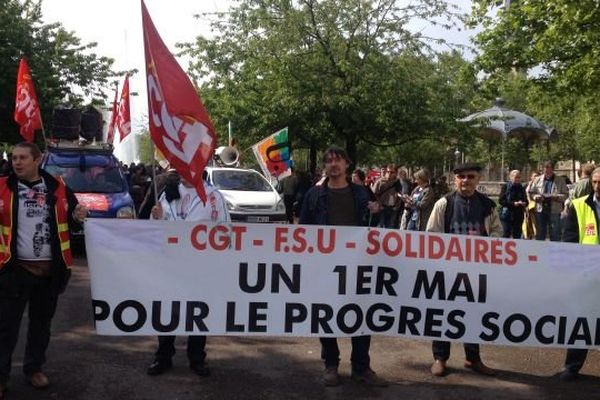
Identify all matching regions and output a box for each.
[0,267,59,383]
[320,335,370,373]
[379,207,398,229]
[155,336,207,365]
[283,194,295,223]
[432,341,481,362]
[501,211,524,238]
[564,349,588,373]
[534,212,561,241]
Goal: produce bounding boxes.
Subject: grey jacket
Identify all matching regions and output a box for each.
[527,174,568,214]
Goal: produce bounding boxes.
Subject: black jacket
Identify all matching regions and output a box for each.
[2,169,80,275]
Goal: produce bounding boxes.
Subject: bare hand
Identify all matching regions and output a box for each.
[73,204,88,222]
[367,201,381,214]
[151,204,163,219]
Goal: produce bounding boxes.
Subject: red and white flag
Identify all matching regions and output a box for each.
[14,58,42,142]
[106,84,119,143]
[142,0,216,202]
[116,74,131,143]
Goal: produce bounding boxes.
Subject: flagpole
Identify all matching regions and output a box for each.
[38,115,48,148]
[150,139,159,206]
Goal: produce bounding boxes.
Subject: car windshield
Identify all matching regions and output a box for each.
[45,165,125,193]
[212,170,272,192]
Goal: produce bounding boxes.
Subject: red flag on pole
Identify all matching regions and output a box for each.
[14,58,42,142]
[141,0,216,202]
[106,84,119,143]
[116,74,131,143]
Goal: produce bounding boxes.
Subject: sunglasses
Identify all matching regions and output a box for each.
[456,174,477,180]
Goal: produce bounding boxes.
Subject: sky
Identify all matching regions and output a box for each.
[40,0,478,163]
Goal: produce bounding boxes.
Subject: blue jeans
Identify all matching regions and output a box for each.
[534,212,562,241]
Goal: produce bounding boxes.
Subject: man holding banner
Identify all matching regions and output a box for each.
[559,167,600,381]
[426,162,501,377]
[299,145,385,387]
[147,172,230,377]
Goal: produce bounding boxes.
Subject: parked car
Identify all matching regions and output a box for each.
[205,167,286,223]
[42,142,135,237]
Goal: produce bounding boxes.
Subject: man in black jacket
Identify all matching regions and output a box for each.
[559,167,600,381]
[299,145,384,387]
[0,142,87,398]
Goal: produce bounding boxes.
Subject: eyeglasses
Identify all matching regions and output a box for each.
[456,174,477,180]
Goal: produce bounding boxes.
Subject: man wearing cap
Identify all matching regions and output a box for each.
[558,167,600,381]
[426,162,501,377]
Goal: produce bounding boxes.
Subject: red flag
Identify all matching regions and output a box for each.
[116,75,131,142]
[106,84,119,143]
[14,58,42,142]
[142,0,216,202]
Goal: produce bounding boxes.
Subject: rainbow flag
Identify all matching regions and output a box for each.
[251,127,292,180]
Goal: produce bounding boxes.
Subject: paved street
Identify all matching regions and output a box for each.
[5,256,600,400]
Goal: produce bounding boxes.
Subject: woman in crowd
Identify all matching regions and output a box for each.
[499,169,527,238]
[400,168,436,231]
[522,171,540,239]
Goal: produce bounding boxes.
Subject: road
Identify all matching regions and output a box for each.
[5,256,600,400]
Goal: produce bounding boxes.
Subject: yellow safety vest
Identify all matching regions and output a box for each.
[572,196,599,245]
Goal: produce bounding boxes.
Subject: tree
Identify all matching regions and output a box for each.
[181,0,470,171]
[0,0,117,144]
[470,1,600,94]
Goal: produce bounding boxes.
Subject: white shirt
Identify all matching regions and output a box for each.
[155,182,230,223]
[16,179,52,260]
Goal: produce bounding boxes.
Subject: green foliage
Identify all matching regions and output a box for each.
[0,0,117,144]
[138,132,154,165]
[470,1,600,168]
[181,0,473,172]
[471,0,600,94]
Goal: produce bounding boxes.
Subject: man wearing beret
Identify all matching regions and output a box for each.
[425,163,502,377]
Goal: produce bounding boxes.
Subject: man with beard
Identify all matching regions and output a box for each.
[299,145,384,387]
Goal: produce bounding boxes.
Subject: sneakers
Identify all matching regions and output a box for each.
[190,363,211,377]
[147,359,173,376]
[560,369,579,382]
[323,367,340,387]
[431,360,447,377]
[351,368,388,387]
[464,360,496,376]
[28,371,49,389]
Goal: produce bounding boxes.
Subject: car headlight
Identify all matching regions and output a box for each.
[275,198,286,212]
[225,200,238,211]
[117,206,135,219]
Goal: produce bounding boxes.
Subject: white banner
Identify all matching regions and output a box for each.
[85,219,600,349]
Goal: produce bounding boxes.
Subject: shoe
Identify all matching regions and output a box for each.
[431,360,447,377]
[190,363,210,377]
[147,359,173,376]
[560,369,579,382]
[464,360,496,376]
[28,371,49,389]
[351,368,388,387]
[323,367,340,387]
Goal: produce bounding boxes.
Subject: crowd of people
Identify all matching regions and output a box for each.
[0,142,597,398]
